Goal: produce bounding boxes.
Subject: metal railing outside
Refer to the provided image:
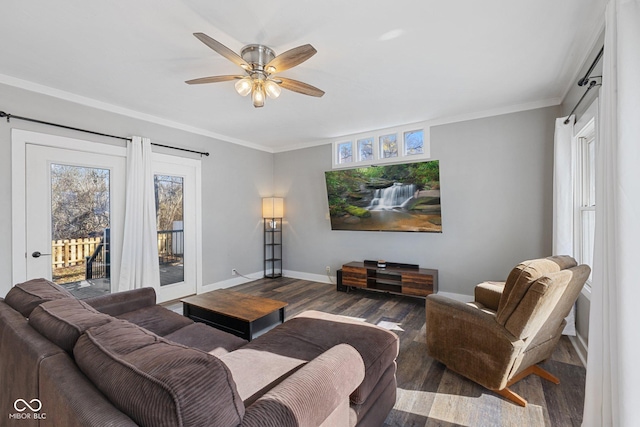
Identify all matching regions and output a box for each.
[157,229,184,265]
[85,228,110,280]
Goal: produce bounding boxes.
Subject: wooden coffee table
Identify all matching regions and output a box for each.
[181,289,288,341]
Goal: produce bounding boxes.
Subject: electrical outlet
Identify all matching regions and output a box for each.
[231,269,238,276]
[326,266,331,274]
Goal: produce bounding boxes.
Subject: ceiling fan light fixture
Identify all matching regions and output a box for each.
[265,80,282,99]
[252,81,265,108]
[235,77,252,96]
[188,33,324,108]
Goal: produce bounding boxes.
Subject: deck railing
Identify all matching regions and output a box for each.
[85,228,110,280]
[52,228,183,280]
[157,229,184,265]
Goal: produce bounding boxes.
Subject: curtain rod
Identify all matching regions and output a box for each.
[578,46,604,86]
[564,80,600,124]
[0,110,210,157]
[564,46,604,125]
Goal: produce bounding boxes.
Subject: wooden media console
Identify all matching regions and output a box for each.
[339,260,438,298]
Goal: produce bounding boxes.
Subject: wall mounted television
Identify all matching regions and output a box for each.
[324,160,441,232]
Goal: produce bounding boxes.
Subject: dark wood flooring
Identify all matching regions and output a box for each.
[171,277,586,427]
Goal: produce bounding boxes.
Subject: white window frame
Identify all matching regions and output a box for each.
[332,123,431,169]
[572,100,598,298]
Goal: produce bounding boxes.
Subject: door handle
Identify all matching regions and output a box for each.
[31,251,51,258]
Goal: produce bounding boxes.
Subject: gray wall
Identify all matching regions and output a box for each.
[0,82,273,297]
[275,106,558,296]
[0,81,562,302]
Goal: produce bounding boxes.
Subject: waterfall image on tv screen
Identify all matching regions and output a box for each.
[324,160,441,232]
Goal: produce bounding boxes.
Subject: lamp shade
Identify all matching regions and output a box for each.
[262,197,284,218]
[235,77,252,96]
[265,80,282,99]
[252,81,265,108]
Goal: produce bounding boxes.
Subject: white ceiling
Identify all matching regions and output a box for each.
[0,0,606,152]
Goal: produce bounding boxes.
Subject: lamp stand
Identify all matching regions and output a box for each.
[264,217,282,278]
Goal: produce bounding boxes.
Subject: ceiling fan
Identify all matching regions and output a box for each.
[186,32,325,108]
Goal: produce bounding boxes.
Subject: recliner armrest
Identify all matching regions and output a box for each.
[83,287,156,317]
[242,344,365,427]
[426,294,524,391]
[474,281,505,311]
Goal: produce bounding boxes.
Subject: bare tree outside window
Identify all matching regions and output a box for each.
[155,175,184,285]
[50,164,110,285]
[51,165,110,240]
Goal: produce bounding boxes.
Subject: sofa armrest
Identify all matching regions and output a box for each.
[83,287,156,316]
[474,281,505,311]
[426,294,524,390]
[242,344,365,427]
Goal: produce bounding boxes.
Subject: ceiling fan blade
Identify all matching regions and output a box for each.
[193,33,250,70]
[278,78,325,97]
[265,44,317,73]
[185,75,243,85]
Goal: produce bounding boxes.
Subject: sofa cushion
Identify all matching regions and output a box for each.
[164,323,248,357]
[222,310,398,406]
[84,287,157,317]
[116,305,193,336]
[74,320,245,427]
[294,311,399,404]
[4,278,74,317]
[29,298,113,353]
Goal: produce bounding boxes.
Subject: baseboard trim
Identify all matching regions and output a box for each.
[198,271,263,294]
[569,333,588,367]
[283,270,334,284]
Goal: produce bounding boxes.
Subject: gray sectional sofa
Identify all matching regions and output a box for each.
[0,279,399,426]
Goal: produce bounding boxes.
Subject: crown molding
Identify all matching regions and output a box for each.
[0,73,274,153]
[273,97,562,153]
[2,73,561,156]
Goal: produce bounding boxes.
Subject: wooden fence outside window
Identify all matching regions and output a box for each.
[52,230,183,270]
[51,237,102,269]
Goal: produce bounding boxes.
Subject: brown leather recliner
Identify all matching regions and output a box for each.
[426,255,590,406]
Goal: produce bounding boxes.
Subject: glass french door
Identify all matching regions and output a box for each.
[152,154,200,302]
[13,130,200,303]
[155,174,185,286]
[25,144,125,297]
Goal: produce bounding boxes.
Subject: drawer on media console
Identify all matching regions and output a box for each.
[401,272,435,296]
[342,266,367,287]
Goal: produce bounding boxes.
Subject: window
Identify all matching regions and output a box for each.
[155,175,184,286]
[357,137,374,161]
[337,141,353,164]
[575,119,595,285]
[332,125,431,169]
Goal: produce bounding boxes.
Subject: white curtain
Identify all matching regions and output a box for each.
[552,115,577,335]
[553,115,575,257]
[118,136,160,291]
[583,1,640,426]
